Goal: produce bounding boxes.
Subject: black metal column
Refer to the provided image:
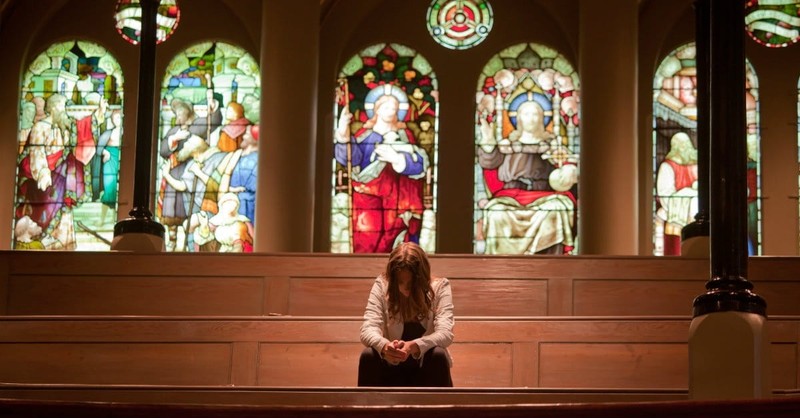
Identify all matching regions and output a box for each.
[692,0,765,317]
[113,0,165,241]
[681,0,710,244]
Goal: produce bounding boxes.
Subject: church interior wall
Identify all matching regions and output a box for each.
[0,0,797,255]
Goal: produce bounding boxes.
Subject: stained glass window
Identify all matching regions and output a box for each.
[14,40,124,251]
[797,76,800,252]
[652,42,761,256]
[115,0,180,45]
[474,43,580,255]
[155,41,260,252]
[427,0,493,50]
[745,0,800,48]
[332,43,439,253]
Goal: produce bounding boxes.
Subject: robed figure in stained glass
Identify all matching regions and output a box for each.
[476,68,578,255]
[335,84,430,253]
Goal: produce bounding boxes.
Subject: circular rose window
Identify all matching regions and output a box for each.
[427,0,493,50]
[115,0,180,45]
[745,0,800,48]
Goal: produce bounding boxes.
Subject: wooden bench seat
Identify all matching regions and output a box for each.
[0,393,798,418]
[2,252,799,317]
[1,316,798,390]
[0,384,690,406]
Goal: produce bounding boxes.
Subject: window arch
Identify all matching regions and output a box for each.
[331,43,439,253]
[155,41,261,253]
[652,42,761,256]
[13,40,124,251]
[474,42,580,255]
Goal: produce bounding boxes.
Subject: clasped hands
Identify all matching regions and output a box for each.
[382,340,420,366]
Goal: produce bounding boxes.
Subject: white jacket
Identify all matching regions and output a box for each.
[360,275,454,366]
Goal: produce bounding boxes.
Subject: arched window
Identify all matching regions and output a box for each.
[331,43,439,253]
[155,41,260,253]
[13,40,124,251]
[652,42,761,256]
[474,43,580,255]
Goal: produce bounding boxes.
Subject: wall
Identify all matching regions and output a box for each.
[0,0,797,254]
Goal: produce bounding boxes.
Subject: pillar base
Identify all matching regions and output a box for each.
[112,216,165,253]
[681,219,709,257]
[681,235,709,257]
[689,311,771,400]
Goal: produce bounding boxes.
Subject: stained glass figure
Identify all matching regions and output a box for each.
[653,42,761,255]
[155,42,260,252]
[332,43,438,253]
[474,43,580,255]
[14,41,124,250]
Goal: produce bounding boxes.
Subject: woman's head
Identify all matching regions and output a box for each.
[384,242,433,321]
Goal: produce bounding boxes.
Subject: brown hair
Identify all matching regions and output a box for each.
[384,242,433,321]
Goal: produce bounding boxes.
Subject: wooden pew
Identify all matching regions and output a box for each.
[0,316,798,390]
[0,395,799,418]
[1,252,799,317]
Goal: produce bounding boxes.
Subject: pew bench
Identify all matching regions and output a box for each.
[2,252,800,317]
[0,316,798,390]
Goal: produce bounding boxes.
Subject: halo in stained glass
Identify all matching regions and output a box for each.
[115,0,180,45]
[427,0,493,50]
[745,0,800,48]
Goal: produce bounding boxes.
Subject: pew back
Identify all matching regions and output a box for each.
[2,252,799,317]
[1,316,798,390]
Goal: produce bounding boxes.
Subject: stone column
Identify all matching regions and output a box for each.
[257,0,319,251]
[577,0,639,254]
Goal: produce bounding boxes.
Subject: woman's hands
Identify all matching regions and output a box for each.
[382,340,420,365]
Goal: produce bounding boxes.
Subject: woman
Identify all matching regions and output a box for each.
[358,242,454,387]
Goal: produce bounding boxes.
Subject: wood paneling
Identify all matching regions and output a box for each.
[7,276,266,316]
[288,279,372,316]
[573,280,699,316]
[0,343,233,385]
[539,343,688,388]
[2,252,799,317]
[0,317,796,390]
[258,343,361,386]
[450,279,548,316]
[450,343,513,387]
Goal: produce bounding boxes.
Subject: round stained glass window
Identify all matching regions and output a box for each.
[745,0,800,48]
[427,0,493,50]
[115,0,180,45]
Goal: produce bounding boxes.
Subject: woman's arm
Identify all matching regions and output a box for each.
[412,278,454,358]
[360,277,391,355]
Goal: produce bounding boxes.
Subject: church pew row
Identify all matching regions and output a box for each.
[0,316,798,390]
[1,252,799,317]
[0,395,799,418]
